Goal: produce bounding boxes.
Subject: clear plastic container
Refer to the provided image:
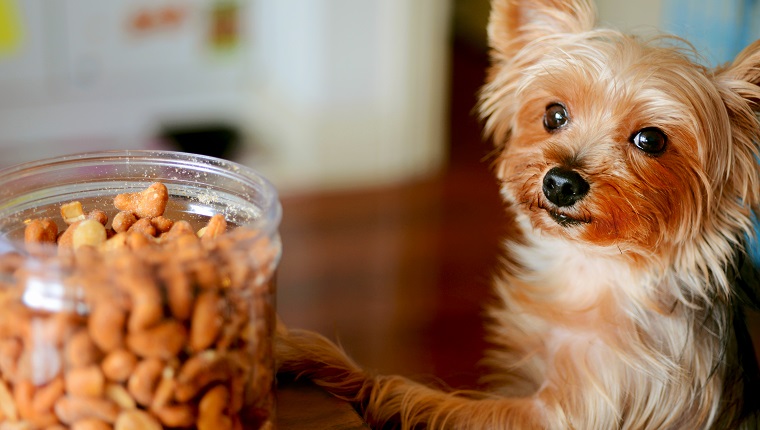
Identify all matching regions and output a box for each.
[0,150,282,429]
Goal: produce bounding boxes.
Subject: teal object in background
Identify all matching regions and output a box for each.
[662,0,760,65]
[662,0,760,264]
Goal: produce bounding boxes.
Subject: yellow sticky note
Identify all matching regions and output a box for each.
[0,0,23,58]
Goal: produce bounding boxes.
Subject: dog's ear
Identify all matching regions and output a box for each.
[487,0,597,60]
[713,40,760,209]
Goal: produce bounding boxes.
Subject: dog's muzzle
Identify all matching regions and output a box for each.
[542,167,589,207]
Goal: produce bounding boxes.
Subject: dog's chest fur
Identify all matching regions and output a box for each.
[485,233,727,428]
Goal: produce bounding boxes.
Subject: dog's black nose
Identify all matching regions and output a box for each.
[542,167,589,207]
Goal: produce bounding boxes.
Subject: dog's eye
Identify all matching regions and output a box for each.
[630,127,667,154]
[544,103,569,132]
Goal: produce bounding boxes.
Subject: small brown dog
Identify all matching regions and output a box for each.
[277,0,760,428]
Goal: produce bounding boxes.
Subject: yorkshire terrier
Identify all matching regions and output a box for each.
[276,0,760,428]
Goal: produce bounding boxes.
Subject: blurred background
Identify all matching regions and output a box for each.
[0,0,754,388]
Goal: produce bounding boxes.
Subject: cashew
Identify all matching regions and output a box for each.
[86,210,109,226]
[64,365,105,398]
[57,220,81,252]
[149,216,174,234]
[124,284,163,333]
[125,231,152,250]
[126,321,187,360]
[101,349,137,383]
[65,329,99,369]
[0,378,18,421]
[15,379,61,427]
[199,214,227,242]
[104,383,136,410]
[160,264,193,321]
[189,290,222,352]
[174,351,234,403]
[71,418,111,430]
[32,376,64,414]
[24,218,58,244]
[153,403,196,428]
[114,409,162,430]
[126,358,163,407]
[127,218,156,238]
[99,232,128,253]
[161,220,194,240]
[0,338,23,379]
[54,396,119,424]
[111,211,137,234]
[150,365,176,410]
[198,385,232,430]
[114,183,168,219]
[88,301,126,353]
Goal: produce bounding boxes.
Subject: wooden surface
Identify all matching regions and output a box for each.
[276,41,501,390]
[276,379,368,429]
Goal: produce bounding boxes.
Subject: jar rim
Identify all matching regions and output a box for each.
[0,150,282,237]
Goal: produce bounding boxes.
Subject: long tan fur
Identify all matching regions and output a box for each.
[277,0,760,428]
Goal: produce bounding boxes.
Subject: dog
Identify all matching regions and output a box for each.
[276,0,760,428]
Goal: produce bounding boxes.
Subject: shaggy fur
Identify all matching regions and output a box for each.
[276,0,760,428]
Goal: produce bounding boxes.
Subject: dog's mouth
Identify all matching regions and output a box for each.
[542,206,591,227]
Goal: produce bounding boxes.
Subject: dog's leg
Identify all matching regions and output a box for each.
[276,329,548,430]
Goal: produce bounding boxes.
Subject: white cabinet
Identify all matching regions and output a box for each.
[0,0,452,192]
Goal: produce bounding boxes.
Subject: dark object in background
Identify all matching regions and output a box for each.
[161,124,240,159]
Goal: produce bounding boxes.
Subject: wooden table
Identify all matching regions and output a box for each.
[276,379,368,429]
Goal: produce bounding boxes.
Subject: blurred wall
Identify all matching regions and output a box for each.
[240,0,452,192]
[0,0,452,194]
[452,0,664,52]
[0,0,249,164]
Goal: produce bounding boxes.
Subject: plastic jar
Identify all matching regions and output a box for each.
[0,150,282,429]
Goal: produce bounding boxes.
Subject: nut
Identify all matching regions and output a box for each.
[0,379,18,421]
[199,214,227,242]
[72,219,107,250]
[64,365,105,398]
[150,365,176,410]
[153,404,195,428]
[198,385,232,430]
[126,358,163,407]
[104,383,136,410]
[0,337,23,379]
[174,351,234,403]
[24,218,58,245]
[87,210,109,226]
[31,376,64,414]
[54,396,119,424]
[101,349,137,383]
[1,181,278,429]
[189,290,222,352]
[88,300,126,353]
[120,281,163,333]
[150,216,174,234]
[126,321,187,360]
[114,409,162,430]
[127,218,156,237]
[111,212,137,233]
[71,418,111,430]
[57,220,81,251]
[14,378,60,427]
[61,201,86,224]
[160,264,193,321]
[114,182,168,219]
[65,329,100,369]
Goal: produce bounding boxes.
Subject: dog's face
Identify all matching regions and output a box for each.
[481,0,760,269]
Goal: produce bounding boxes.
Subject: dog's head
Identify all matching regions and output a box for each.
[481,0,760,288]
